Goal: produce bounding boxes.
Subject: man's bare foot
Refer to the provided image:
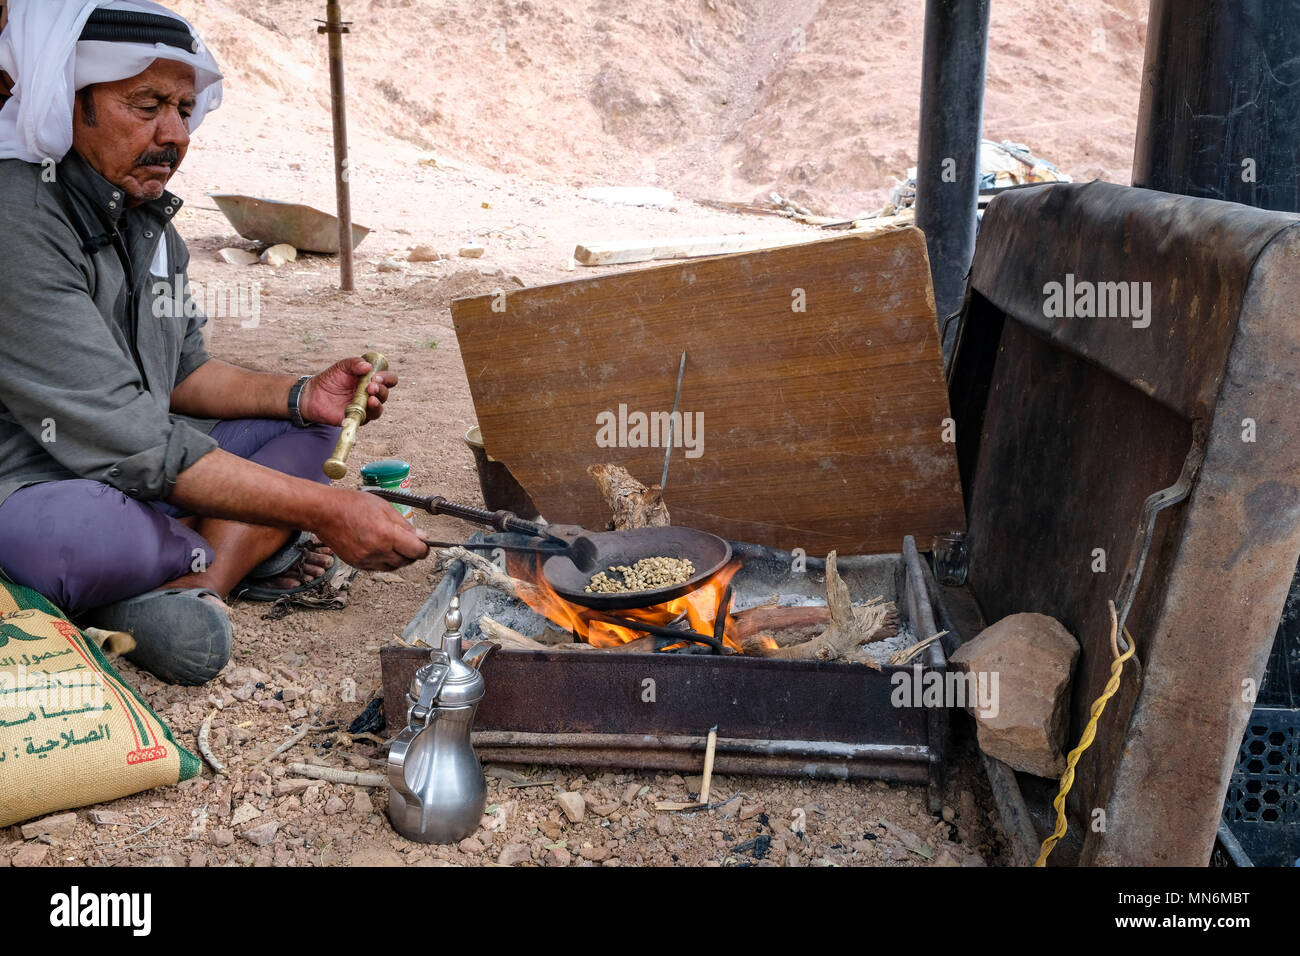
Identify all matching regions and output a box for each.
[262,542,335,591]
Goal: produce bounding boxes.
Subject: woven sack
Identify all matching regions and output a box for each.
[0,581,199,827]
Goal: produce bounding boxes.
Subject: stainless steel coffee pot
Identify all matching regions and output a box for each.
[387,597,497,843]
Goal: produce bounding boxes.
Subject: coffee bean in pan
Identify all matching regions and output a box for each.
[585,556,696,593]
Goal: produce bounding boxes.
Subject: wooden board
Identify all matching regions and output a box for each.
[450,227,965,555]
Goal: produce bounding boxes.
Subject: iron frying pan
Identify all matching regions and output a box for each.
[365,489,733,611]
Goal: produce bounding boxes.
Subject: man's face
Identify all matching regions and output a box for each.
[72,58,196,207]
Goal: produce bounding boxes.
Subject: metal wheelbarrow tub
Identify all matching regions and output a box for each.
[209,194,370,254]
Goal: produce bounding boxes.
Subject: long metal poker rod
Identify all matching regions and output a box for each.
[660,351,687,492]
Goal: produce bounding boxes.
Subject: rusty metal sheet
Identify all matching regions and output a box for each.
[966,181,1293,419]
[1086,226,1300,865]
[951,181,1300,865]
[383,645,930,744]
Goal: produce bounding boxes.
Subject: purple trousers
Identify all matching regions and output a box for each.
[0,419,339,616]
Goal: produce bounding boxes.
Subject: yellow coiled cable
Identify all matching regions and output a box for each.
[1034,600,1136,867]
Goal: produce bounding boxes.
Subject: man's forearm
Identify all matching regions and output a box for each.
[166,447,430,573]
[168,447,335,531]
[170,359,296,421]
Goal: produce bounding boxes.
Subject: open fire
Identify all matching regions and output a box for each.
[383,535,951,805]
[506,554,745,652]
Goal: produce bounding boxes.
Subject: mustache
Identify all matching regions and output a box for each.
[135,146,180,167]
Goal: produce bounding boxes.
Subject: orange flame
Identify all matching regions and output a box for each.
[508,555,744,652]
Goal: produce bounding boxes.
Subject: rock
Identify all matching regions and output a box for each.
[241,820,280,847]
[714,795,743,819]
[654,814,674,837]
[538,821,563,841]
[684,775,705,795]
[458,837,485,855]
[879,820,927,854]
[225,665,272,686]
[21,812,78,841]
[230,802,262,827]
[273,778,318,796]
[209,829,235,847]
[579,844,609,862]
[621,782,642,804]
[935,849,962,867]
[353,790,375,816]
[948,612,1080,778]
[11,843,49,867]
[485,765,527,785]
[351,846,404,866]
[961,853,987,867]
[941,805,956,823]
[323,795,347,815]
[280,685,304,702]
[457,243,485,258]
[497,843,531,866]
[544,846,571,866]
[556,791,586,824]
[377,258,405,273]
[260,243,297,267]
[89,810,132,826]
[407,244,445,262]
[739,803,764,821]
[218,247,259,266]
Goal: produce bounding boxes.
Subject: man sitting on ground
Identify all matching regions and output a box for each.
[0,0,429,685]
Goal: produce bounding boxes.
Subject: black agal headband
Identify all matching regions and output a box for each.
[78,8,197,53]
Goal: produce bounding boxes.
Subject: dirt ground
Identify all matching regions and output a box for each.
[1,0,1151,867]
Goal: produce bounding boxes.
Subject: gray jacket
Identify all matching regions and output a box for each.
[0,150,218,506]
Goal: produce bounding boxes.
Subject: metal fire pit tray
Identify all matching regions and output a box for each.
[382,534,951,811]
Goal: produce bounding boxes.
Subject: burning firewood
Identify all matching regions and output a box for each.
[478,616,554,650]
[733,605,832,640]
[587,463,671,530]
[741,552,893,669]
[479,616,658,654]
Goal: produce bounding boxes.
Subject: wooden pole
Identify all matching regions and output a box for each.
[321,0,355,291]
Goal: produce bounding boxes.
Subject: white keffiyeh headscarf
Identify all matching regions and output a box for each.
[0,0,222,163]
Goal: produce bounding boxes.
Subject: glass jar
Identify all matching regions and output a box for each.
[932,531,969,586]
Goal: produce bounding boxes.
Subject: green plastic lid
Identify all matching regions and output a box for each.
[360,459,412,482]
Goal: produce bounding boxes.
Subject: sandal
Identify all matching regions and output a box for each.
[81,587,233,686]
[233,531,340,602]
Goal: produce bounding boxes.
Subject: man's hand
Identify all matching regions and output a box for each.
[300,356,398,426]
[169,450,431,573]
[314,489,430,570]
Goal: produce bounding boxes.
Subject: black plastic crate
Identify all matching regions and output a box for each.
[1220,708,1300,866]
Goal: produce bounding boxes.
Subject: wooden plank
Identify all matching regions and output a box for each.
[573,212,913,266]
[451,227,965,555]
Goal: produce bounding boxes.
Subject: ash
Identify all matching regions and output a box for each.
[461,588,551,641]
[859,618,918,665]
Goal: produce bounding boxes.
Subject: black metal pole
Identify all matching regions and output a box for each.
[914,0,991,363]
[1133,0,1300,213]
